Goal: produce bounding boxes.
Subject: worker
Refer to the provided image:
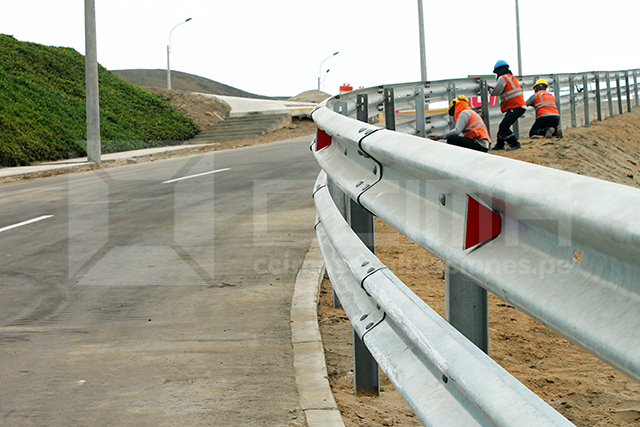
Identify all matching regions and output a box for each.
[526,79,563,138]
[431,95,491,153]
[488,60,526,151]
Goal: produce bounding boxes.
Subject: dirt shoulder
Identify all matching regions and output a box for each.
[319,108,640,427]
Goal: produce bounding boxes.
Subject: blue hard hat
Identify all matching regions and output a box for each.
[493,60,509,73]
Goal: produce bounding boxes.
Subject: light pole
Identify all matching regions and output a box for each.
[515,0,522,76]
[417,0,427,82]
[318,52,338,91]
[84,0,100,163]
[167,18,192,90]
[322,69,330,92]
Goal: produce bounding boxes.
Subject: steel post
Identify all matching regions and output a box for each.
[447,83,456,130]
[595,73,603,121]
[606,73,614,118]
[616,73,623,115]
[625,72,632,112]
[445,265,489,353]
[553,75,562,127]
[415,85,426,137]
[357,94,369,123]
[634,70,639,107]
[384,88,396,131]
[583,74,590,126]
[569,76,577,128]
[480,79,491,131]
[84,0,101,164]
[417,0,427,82]
[353,329,379,395]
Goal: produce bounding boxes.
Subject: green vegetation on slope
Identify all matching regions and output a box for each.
[0,34,199,166]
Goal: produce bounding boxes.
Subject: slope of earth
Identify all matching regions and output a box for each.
[319,107,640,427]
[112,69,287,100]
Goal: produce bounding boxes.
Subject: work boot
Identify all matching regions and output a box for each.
[545,128,555,138]
[491,142,505,151]
[556,128,563,139]
[506,143,521,151]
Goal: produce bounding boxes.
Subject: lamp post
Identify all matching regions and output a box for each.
[84,0,100,163]
[318,52,339,91]
[167,18,192,90]
[417,0,427,82]
[515,0,522,76]
[322,69,330,92]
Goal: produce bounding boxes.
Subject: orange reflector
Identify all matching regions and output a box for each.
[316,128,331,151]
[464,196,502,250]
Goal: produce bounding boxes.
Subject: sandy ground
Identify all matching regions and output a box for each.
[5,90,640,426]
[319,108,640,427]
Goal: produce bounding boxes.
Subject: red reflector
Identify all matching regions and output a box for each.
[316,128,331,151]
[464,196,502,250]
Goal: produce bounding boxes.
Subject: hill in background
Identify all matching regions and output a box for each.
[0,34,199,167]
[112,69,285,100]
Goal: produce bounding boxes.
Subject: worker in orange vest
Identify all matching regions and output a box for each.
[432,95,491,153]
[526,79,563,138]
[488,60,526,151]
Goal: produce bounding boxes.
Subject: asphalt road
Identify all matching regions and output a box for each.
[0,136,320,426]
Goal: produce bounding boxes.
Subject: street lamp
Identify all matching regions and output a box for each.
[322,69,330,92]
[515,0,522,75]
[167,18,192,90]
[318,52,339,91]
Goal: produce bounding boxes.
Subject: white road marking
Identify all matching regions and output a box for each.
[162,168,230,184]
[0,215,54,234]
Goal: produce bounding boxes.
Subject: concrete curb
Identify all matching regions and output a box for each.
[291,239,345,427]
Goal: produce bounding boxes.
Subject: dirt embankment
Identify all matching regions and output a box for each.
[319,108,640,427]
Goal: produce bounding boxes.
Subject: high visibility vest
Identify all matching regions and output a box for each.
[533,90,559,118]
[499,74,525,112]
[463,110,491,142]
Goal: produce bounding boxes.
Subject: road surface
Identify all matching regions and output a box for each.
[0,136,319,426]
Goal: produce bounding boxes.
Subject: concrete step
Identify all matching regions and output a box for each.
[193,113,292,142]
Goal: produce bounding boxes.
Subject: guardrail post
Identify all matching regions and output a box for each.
[634,70,639,107]
[616,73,623,115]
[625,71,632,112]
[606,73,615,118]
[569,75,577,127]
[553,75,562,127]
[595,73,603,121]
[447,83,456,130]
[480,79,491,131]
[445,265,489,354]
[415,85,426,137]
[582,74,590,126]
[384,88,396,131]
[357,93,369,123]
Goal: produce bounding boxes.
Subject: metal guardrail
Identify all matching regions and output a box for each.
[328,69,640,140]
[311,68,640,426]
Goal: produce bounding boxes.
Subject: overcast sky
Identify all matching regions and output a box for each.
[2,0,639,97]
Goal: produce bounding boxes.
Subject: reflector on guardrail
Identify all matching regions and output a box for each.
[316,128,331,151]
[464,196,502,250]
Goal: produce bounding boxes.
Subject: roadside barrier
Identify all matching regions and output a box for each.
[311,68,640,426]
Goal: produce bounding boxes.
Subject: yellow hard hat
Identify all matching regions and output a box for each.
[533,79,549,88]
[449,95,470,109]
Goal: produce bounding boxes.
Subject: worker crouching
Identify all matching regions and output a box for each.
[432,95,491,153]
[526,79,563,139]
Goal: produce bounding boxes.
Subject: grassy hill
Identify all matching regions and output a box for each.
[0,34,199,167]
[113,69,285,100]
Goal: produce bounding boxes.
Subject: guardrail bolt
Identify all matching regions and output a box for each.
[442,374,449,384]
[360,314,368,321]
[366,322,374,329]
[361,261,370,267]
[367,268,375,274]
[356,181,364,188]
[439,194,446,206]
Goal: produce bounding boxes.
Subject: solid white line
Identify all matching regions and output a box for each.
[0,215,54,234]
[162,168,230,184]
